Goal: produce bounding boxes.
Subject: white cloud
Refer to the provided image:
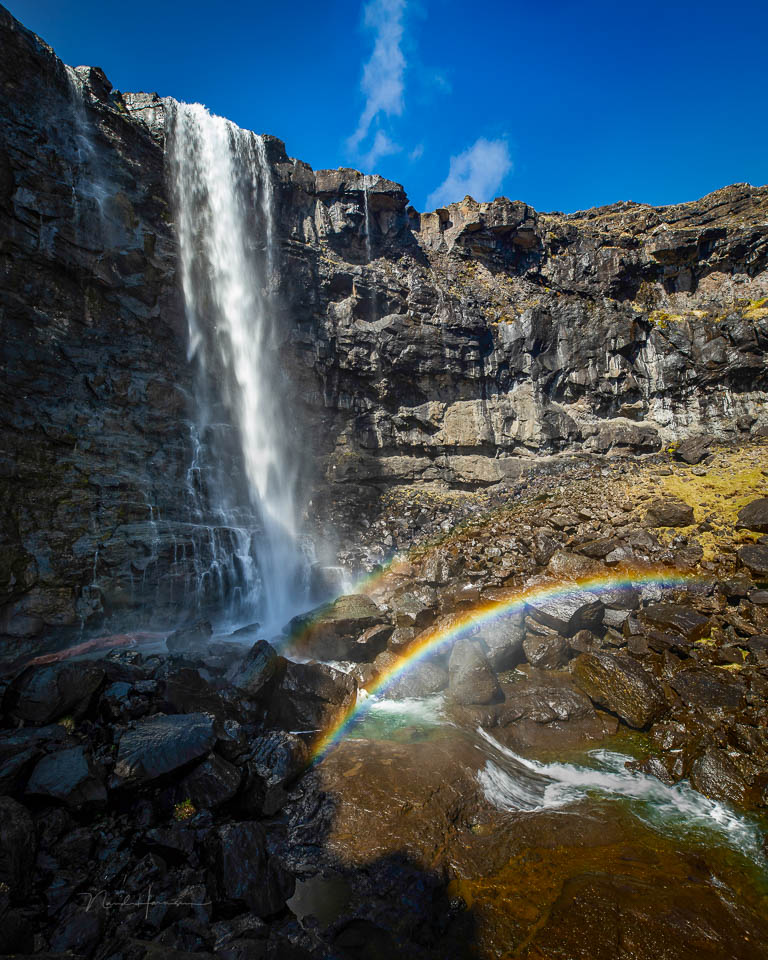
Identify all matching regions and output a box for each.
[360,130,402,170]
[409,143,424,161]
[347,0,407,160]
[427,138,512,209]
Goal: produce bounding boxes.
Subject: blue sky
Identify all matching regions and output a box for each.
[7,0,767,213]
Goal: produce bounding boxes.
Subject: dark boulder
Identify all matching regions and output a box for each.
[268,661,356,731]
[241,732,309,816]
[674,435,712,464]
[645,499,695,527]
[477,610,525,671]
[286,594,389,661]
[0,724,70,796]
[736,498,768,534]
[523,631,569,669]
[174,753,242,811]
[387,661,448,699]
[720,575,754,599]
[3,661,105,724]
[26,745,106,808]
[0,797,36,897]
[163,667,239,718]
[689,748,751,807]
[527,591,604,636]
[670,668,745,709]
[166,619,213,656]
[570,652,667,728]
[637,604,710,643]
[112,713,219,786]
[231,639,279,698]
[448,639,501,705]
[203,821,294,916]
[48,902,105,955]
[738,544,768,578]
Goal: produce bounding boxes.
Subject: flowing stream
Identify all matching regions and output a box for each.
[167,101,308,631]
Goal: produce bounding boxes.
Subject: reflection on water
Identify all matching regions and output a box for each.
[338,693,767,883]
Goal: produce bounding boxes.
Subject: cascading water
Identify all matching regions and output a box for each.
[361,174,372,264]
[477,728,764,862]
[166,101,308,631]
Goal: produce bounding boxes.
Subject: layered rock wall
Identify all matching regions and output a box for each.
[1,3,767,648]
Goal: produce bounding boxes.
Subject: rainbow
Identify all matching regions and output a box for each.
[310,565,698,761]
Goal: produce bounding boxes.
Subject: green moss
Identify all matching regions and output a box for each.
[173,798,196,821]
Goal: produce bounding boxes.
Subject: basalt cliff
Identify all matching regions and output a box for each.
[1,4,767,650]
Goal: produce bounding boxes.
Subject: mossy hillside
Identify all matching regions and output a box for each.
[652,445,768,559]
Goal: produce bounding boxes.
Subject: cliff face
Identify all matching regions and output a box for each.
[1,4,767,649]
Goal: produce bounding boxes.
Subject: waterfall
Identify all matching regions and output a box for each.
[362,174,372,263]
[64,66,109,245]
[166,101,307,631]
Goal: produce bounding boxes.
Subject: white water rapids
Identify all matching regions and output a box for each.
[477,727,764,861]
[167,101,307,631]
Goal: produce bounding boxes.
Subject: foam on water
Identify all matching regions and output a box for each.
[478,728,764,861]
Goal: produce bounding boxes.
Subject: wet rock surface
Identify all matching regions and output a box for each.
[570,652,668,729]
[1,442,768,957]
[1,6,768,958]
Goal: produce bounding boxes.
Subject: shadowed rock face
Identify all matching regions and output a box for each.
[1,3,768,649]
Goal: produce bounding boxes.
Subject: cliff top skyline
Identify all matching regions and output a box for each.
[6,0,768,216]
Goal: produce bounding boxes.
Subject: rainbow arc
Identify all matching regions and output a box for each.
[310,565,696,761]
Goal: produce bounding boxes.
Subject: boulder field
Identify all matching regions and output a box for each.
[2,441,768,957]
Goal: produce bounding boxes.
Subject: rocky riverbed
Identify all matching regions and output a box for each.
[2,439,768,958]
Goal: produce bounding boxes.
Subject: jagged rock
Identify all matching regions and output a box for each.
[3,661,105,724]
[635,754,680,785]
[448,639,501,704]
[737,544,768,577]
[174,753,242,811]
[202,821,294,916]
[737,498,768,533]
[570,652,668,728]
[268,661,356,731]
[231,638,280,698]
[112,713,219,786]
[25,745,107,808]
[0,796,36,895]
[166,619,213,655]
[645,500,695,527]
[669,668,745,709]
[241,732,309,816]
[674,435,712,464]
[720,575,754,598]
[637,604,710,643]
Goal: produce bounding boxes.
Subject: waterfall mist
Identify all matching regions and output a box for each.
[166,101,309,632]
